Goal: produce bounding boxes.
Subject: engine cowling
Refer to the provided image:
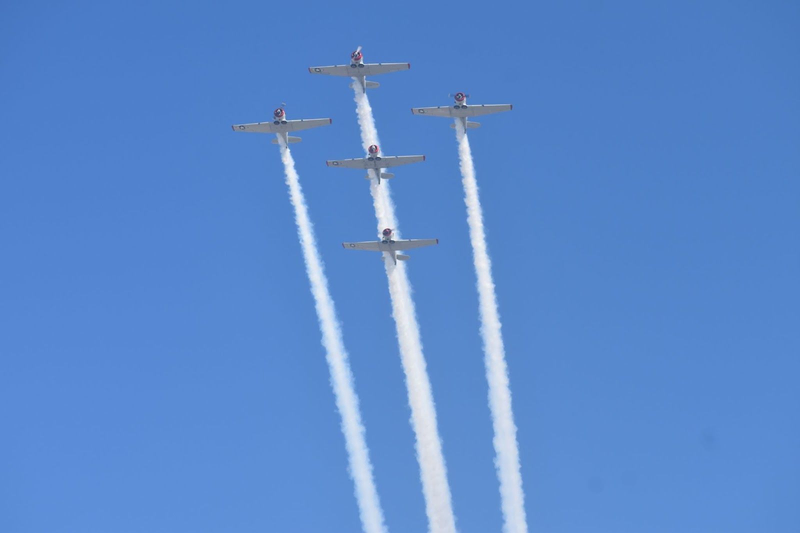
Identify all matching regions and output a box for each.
[368,144,380,156]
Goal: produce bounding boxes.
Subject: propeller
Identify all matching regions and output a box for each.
[355,45,362,54]
[449,92,470,99]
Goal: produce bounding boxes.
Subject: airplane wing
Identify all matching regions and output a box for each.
[327,158,370,169]
[459,104,512,117]
[309,63,410,77]
[391,239,439,251]
[283,118,332,132]
[411,104,512,118]
[232,118,331,133]
[342,241,383,251]
[376,155,425,168]
[308,65,351,77]
[360,63,410,76]
[410,107,453,118]
[326,155,425,169]
[231,121,278,133]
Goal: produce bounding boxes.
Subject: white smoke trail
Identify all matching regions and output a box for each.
[454,121,527,533]
[353,85,457,533]
[277,137,387,533]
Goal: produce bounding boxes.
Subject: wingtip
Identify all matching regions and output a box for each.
[423,155,426,161]
[329,118,333,124]
[308,67,313,73]
[436,239,439,244]
[326,161,331,166]
[407,63,411,69]
[510,104,513,110]
[341,243,346,249]
[231,125,235,131]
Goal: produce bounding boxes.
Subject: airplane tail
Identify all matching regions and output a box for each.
[349,80,380,90]
[271,136,302,144]
[450,121,481,130]
[364,172,394,181]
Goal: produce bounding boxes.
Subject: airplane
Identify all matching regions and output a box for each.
[411,92,512,130]
[308,46,410,90]
[231,105,331,145]
[342,228,438,265]
[326,144,425,185]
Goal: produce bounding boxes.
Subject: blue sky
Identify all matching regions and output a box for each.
[1,1,798,532]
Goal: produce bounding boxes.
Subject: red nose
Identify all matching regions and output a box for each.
[455,92,465,101]
[382,228,392,236]
[352,51,362,60]
[368,145,379,154]
[274,108,284,117]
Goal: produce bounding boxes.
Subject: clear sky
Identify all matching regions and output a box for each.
[1,1,798,532]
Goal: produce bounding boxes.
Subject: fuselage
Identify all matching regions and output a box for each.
[272,107,291,144]
[380,228,400,264]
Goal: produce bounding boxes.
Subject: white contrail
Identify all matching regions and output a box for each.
[277,137,387,533]
[454,121,527,533]
[353,85,458,533]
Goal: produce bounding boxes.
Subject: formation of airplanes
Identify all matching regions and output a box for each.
[232,46,513,263]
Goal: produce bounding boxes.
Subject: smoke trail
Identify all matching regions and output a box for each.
[277,137,387,533]
[353,85,457,533]
[454,121,527,533]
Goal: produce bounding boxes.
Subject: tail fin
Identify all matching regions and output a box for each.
[365,172,394,181]
[450,121,481,129]
[349,80,380,90]
[271,136,302,144]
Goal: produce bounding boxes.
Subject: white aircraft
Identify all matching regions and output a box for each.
[343,228,438,265]
[231,105,331,145]
[326,144,425,185]
[411,92,512,130]
[308,46,410,90]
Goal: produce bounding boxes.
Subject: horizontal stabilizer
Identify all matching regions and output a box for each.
[396,254,410,261]
[271,136,302,144]
[380,172,395,179]
[450,122,481,129]
[365,81,380,89]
